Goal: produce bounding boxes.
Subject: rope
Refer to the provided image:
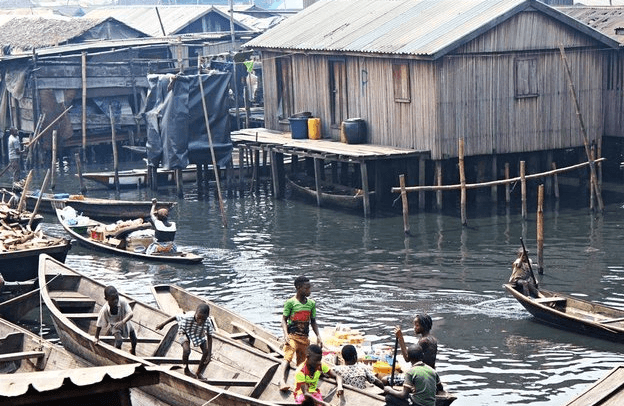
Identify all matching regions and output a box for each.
[201,392,223,405]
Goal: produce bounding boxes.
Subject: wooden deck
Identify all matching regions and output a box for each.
[231,128,429,216]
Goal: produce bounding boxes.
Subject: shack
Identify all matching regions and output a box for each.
[244,0,619,208]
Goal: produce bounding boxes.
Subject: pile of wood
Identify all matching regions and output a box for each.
[0,223,63,252]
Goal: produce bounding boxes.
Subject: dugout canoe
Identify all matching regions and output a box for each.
[56,207,202,265]
[286,174,373,211]
[150,284,283,358]
[80,166,196,189]
[0,235,71,281]
[23,192,176,221]
[504,283,624,341]
[562,365,624,406]
[39,255,382,406]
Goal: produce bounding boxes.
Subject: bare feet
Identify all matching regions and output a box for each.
[184,367,197,379]
[279,381,290,392]
[130,348,136,355]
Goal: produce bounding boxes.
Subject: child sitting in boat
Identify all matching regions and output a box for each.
[293,344,343,405]
[94,285,138,355]
[333,344,384,390]
[146,198,177,255]
[156,304,213,379]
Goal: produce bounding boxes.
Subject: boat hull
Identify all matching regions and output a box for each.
[287,174,372,211]
[81,167,197,189]
[0,239,71,281]
[504,283,624,342]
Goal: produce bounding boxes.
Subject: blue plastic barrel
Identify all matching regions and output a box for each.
[289,117,309,139]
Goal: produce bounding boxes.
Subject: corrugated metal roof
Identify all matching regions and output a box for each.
[246,0,618,57]
[558,6,624,42]
[84,5,272,37]
[0,364,150,398]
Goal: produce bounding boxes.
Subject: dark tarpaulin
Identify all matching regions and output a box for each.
[142,71,232,170]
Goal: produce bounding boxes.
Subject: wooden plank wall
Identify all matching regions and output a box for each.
[603,50,624,139]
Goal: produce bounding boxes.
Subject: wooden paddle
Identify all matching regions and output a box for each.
[520,237,538,288]
[390,334,399,387]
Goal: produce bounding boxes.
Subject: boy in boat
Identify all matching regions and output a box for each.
[278,275,323,391]
[509,247,539,298]
[94,286,138,355]
[333,344,384,390]
[385,313,438,386]
[156,303,214,379]
[293,344,343,405]
[147,198,177,255]
[384,344,443,406]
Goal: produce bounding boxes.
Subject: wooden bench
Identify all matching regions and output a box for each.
[99,336,163,344]
[142,356,202,365]
[534,297,567,305]
[0,351,45,363]
[65,312,99,319]
[230,322,283,357]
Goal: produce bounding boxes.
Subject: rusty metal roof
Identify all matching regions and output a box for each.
[245,0,619,58]
[0,364,155,398]
[558,6,624,43]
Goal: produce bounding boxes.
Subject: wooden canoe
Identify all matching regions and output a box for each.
[562,365,624,405]
[39,254,391,406]
[151,284,284,359]
[80,166,197,189]
[24,192,176,221]
[56,208,202,265]
[0,236,71,281]
[286,174,373,211]
[504,283,624,341]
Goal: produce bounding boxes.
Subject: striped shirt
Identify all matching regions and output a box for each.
[176,312,214,347]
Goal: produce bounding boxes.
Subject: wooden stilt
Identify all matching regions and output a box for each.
[491,153,498,202]
[75,152,87,195]
[270,149,280,197]
[459,139,467,226]
[360,161,370,218]
[110,105,119,193]
[418,156,426,210]
[239,146,245,188]
[435,161,442,209]
[51,130,57,190]
[313,157,323,207]
[400,174,410,235]
[175,168,183,198]
[537,184,544,274]
[552,162,559,199]
[81,52,87,164]
[505,163,510,203]
[545,151,553,196]
[520,160,526,220]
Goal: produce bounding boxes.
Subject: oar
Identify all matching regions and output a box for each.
[27,169,50,231]
[390,334,399,387]
[520,237,538,288]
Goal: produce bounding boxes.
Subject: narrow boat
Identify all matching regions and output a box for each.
[80,166,197,189]
[55,206,202,264]
[25,192,176,221]
[0,233,71,281]
[562,365,624,405]
[40,254,378,406]
[504,283,624,341]
[151,284,283,358]
[286,173,373,211]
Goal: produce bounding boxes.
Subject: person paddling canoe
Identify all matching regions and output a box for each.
[509,247,539,298]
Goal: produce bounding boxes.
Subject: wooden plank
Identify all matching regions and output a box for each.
[0,350,45,362]
[152,324,178,357]
[65,312,99,319]
[99,336,162,344]
[600,317,624,325]
[142,357,202,365]
[230,322,283,355]
[250,363,279,398]
[534,297,566,304]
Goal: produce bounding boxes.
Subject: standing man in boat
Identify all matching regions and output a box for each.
[509,247,539,298]
[147,198,177,254]
[7,128,22,184]
[278,275,323,391]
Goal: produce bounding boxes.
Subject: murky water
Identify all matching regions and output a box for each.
[33,160,624,405]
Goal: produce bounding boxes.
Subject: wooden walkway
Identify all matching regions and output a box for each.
[231,128,429,216]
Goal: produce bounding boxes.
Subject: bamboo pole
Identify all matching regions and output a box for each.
[435,161,442,209]
[552,162,560,199]
[559,45,604,211]
[491,154,497,202]
[50,130,57,190]
[81,52,87,163]
[459,139,467,226]
[17,170,33,213]
[75,152,86,195]
[28,169,50,231]
[520,161,527,220]
[391,158,605,193]
[418,156,425,210]
[109,105,119,192]
[198,68,227,228]
[537,184,544,275]
[400,174,410,235]
[25,105,73,150]
[504,162,510,203]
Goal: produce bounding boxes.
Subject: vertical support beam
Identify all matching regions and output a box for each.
[360,161,370,217]
[81,52,87,163]
[545,151,553,196]
[537,184,544,275]
[270,149,280,197]
[418,156,426,210]
[75,152,87,195]
[175,169,183,198]
[491,153,498,202]
[400,174,410,235]
[520,160,527,220]
[435,160,443,209]
[239,146,245,188]
[313,157,323,207]
[505,162,510,203]
[552,162,560,200]
[458,139,467,226]
[110,105,119,193]
[50,130,57,190]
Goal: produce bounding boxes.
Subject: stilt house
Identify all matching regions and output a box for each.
[245,0,619,187]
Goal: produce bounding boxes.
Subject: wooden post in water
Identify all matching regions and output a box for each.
[75,152,86,195]
[109,105,119,192]
[400,174,410,235]
[51,130,57,190]
[552,162,560,199]
[520,160,526,220]
[175,169,183,198]
[81,52,87,163]
[435,161,442,209]
[459,138,467,226]
[418,156,425,209]
[505,163,511,203]
[313,157,323,207]
[491,153,498,202]
[270,149,280,197]
[360,161,370,218]
[537,184,544,274]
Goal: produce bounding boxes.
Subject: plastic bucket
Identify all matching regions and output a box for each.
[308,117,321,140]
[340,118,367,144]
[289,117,309,139]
